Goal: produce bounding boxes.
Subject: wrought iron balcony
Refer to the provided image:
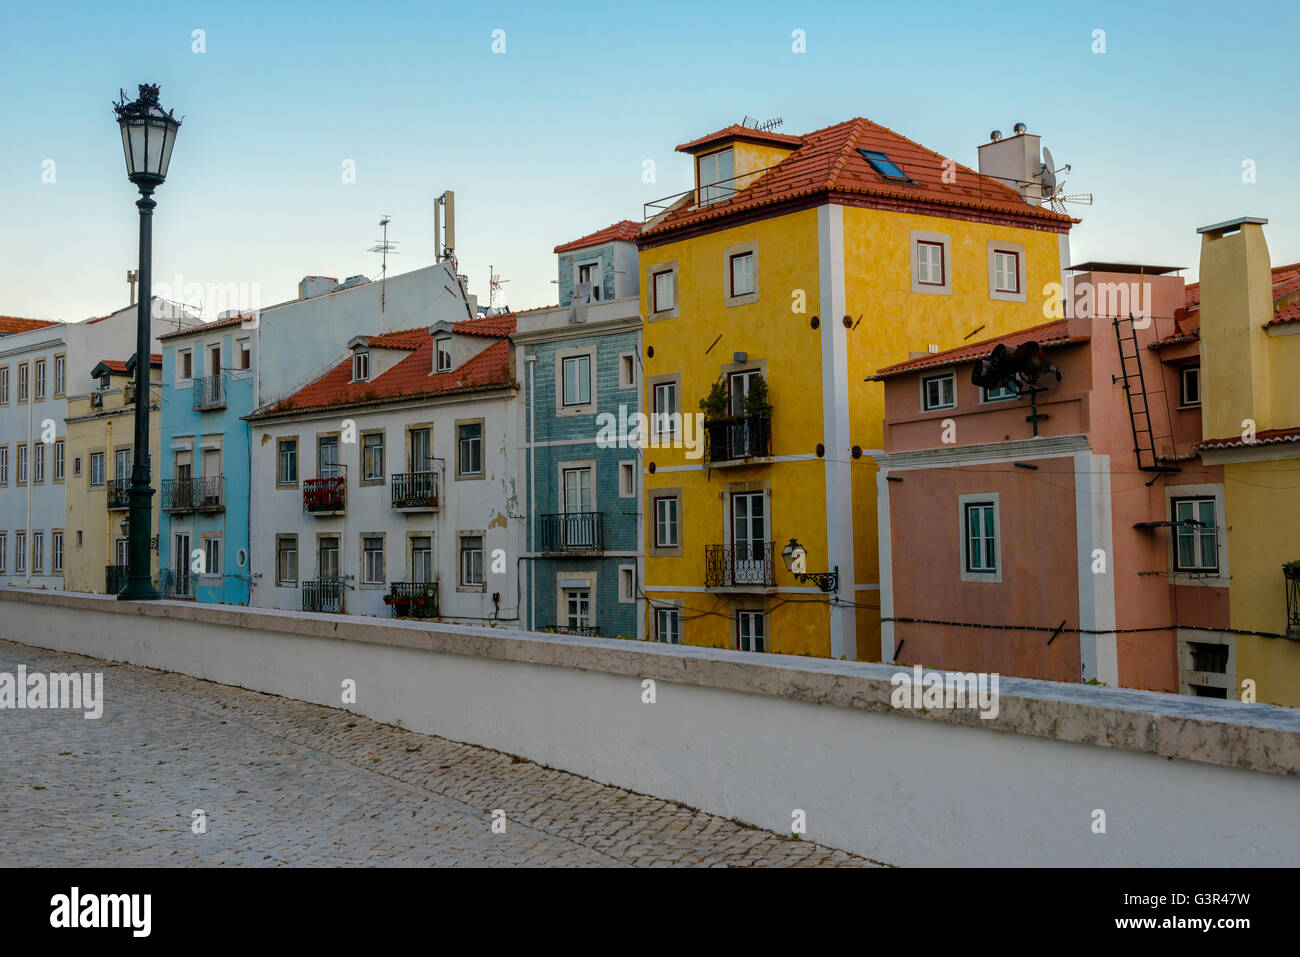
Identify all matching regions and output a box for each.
[386,581,439,619]
[105,564,128,595]
[391,471,439,511]
[704,413,772,465]
[537,512,604,554]
[159,569,196,600]
[303,580,345,614]
[192,374,225,411]
[1286,562,1300,639]
[542,624,601,637]
[303,476,346,514]
[106,479,131,510]
[704,541,776,589]
[161,476,225,512]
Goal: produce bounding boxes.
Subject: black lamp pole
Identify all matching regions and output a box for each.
[113,84,181,601]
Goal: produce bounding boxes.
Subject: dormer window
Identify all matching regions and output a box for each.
[697,148,734,205]
[99,374,112,391]
[577,262,602,301]
[857,149,909,183]
[352,351,369,382]
[436,337,452,372]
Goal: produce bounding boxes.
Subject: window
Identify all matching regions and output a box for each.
[411,536,433,583]
[278,438,298,485]
[619,566,636,603]
[436,337,452,372]
[457,422,482,477]
[54,356,65,396]
[18,363,28,402]
[52,531,63,573]
[17,445,28,484]
[89,452,105,487]
[652,269,675,314]
[697,147,734,205]
[276,535,298,585]
[53,440,64,481]
[363,536,384,584]
[209,345,221,377]
[99,372,112,391]
[992,249,1020,294]
[34,359,46,400]
[1189,641,1229,674]
[1173,498,1218,573]
[729,368,761,416]
[32,531,44,574]
[77,530,83,549]
[15,532,26,573]
[115,449,131,483]
[963,501,998,575]
[409,427,432,472]
[0,447,6,484]
[0,533,6,572]
[460,535,484,586]
[982,383,1018,402]
[916,241,945,286]
[238,339,251,370]
[203,538,220,577]
[737,610,766,652]
[565,589,591,630]
[922,373,956,411]
[0,366,7,403]
[318,536,340,581]
[619,461,636,498]
[562,354,591,407]
[729,252,754,298]
[654,496,679,548]
[179,349,192,380]
[653,381,679,439]
[352,351,369,382]
[619,354,636,390]
[33,444,44,483]
[576,262,602,301]
[362,433,384,482]
[318,435,340,479]
[857,148,908,182]
[113,538,127,567]
[656,607,680,644]
[1181,366,1201,406]
[74,456,81,476]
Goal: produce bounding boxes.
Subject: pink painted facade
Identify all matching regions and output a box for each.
[871,267,1229,694]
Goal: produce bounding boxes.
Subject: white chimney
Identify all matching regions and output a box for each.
[298,276,339,299]
[977,124,1043,205]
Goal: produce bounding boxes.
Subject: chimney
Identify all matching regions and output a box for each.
[1196,217,1274,440]
[977,123,1043,204]
[298,276,339,299]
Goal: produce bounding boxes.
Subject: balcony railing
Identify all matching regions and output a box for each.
[391,471,439,510]
[704,414,772,465]
[303,476,346,514]
[161,476,225,512]
[386,581,439,618]
[537,512,604,554]
[1286,563,1300,639]
[192,375,225,411]
[542,624,601,637]
[105,564,128,594]
[704,541,776,588]
[106,479,131,510]
[303,580,345,614]
[159,569,196,600]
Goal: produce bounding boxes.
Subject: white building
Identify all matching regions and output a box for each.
[0,301,197,588]
[245,314,522,623]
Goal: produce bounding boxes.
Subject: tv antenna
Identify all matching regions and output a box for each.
[742,115,784,132]
[368,215,399,312]
[1038,146,1093,214]
[487,265,509,310]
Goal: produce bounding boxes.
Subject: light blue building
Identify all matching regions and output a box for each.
[514,224,643,637]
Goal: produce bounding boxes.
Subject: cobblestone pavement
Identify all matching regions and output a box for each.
[0,639,877,867]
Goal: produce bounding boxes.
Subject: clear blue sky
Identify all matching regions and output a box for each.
[1,0,1297,322]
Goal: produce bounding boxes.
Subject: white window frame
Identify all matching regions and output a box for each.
[178,349,193,383]
[459,533,485,588]
[362,535,385,585]
[987,240,1027,302]
[618,353,636,390]
[723,241,760,307]
[618,460,636,498]
[618,565,637,604]
[52,530,63,573]
[202,537,221,578]
[575,259,603,302]
[921,372,956,411]
[737,609,766,653]
[651,379,680,441]
[656,604,682,644]
[352,351,369,382]
[436,337,453,372]
[554,347,596,416]
[654,495,679,548]
[958,493,1002,583]
[649,262,679,319]
[980,383,1019,403]
[697,147,734,206]
[911,231,952,295]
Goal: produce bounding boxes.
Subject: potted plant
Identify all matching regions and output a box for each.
[743,374,772,418]
[699,376,731,461]
[1284,560,1300,580]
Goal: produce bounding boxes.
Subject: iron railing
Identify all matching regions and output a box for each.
[161,476,225,512]
[704,541,776,588]
[106,479,131,510]
[105,564,128,594]
[192,375,225,411]
[159,568,196,600]
[1286,564,1300,639]
[391,471,439,510]
[386,581,440,618]
[303,476,346,514]
[537,512,604,553]
[303,580,345,613]
[704,414,772,464]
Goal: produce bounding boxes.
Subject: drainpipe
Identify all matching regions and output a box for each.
[106,417,113,576]
[24,370,33,585]
[526,350,537,631]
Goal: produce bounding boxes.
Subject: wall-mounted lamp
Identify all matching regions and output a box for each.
[780,538,839,594]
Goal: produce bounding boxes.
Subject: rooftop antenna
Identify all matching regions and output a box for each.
[1039,145,1094,214]
[754,116,784,132]
[434,191,457,271]
[487,265,509,310]
[368,215,399,312]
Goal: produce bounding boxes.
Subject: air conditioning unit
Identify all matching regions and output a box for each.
[90,392,103,408]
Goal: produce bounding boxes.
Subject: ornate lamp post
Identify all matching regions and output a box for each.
[113,84,181,600]
[781,537,839,594]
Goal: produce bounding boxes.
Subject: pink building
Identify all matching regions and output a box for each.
[869,264,1229,695]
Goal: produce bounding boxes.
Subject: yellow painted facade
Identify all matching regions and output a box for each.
[1197,219,1300,706]
[64,370,162,594]
[640,129,1068,660]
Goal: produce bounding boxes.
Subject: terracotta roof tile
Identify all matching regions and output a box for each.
[157,313,250,341]
[674,124,804,154]
[869,319,1079,380]
[0,316,59,335]
[645,117,1076,241]
[1196,426,1300,451]
[452,313,518,337]
[554,220,642,253]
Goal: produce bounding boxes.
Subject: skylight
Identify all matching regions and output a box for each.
[857,149,909,183]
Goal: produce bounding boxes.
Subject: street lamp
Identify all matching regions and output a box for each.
[113,84,181,600]
[781,537,839,594]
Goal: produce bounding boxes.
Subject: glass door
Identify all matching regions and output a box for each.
[563,467,594,547]
[731,492,766,584]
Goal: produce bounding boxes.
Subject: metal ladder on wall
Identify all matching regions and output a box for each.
[1112,313,1180,475]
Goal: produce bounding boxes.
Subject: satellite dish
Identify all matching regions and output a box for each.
[1039,146,1058,198]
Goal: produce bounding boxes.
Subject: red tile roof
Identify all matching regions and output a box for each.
[674,124,804,154]
[644,117,1076,241]
[1183,261,1300,326]
[249,316,517,419]
[157,312,251,341]
[554,220,642,254]
[1196,426,1300,451]
[0,316,59,335]
[869,319,1082,380]
[95,353,163,374]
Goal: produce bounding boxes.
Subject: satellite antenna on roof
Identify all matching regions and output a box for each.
[1037,146,1094,214]
[487,265,509,310]
[368,215,399,313]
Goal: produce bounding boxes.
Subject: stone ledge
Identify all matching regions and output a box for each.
[5,586,1300,777]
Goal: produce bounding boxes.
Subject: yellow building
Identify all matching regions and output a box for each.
[64,355,162,594]
[1194,217,1300,706]
[638,118,1074,658]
